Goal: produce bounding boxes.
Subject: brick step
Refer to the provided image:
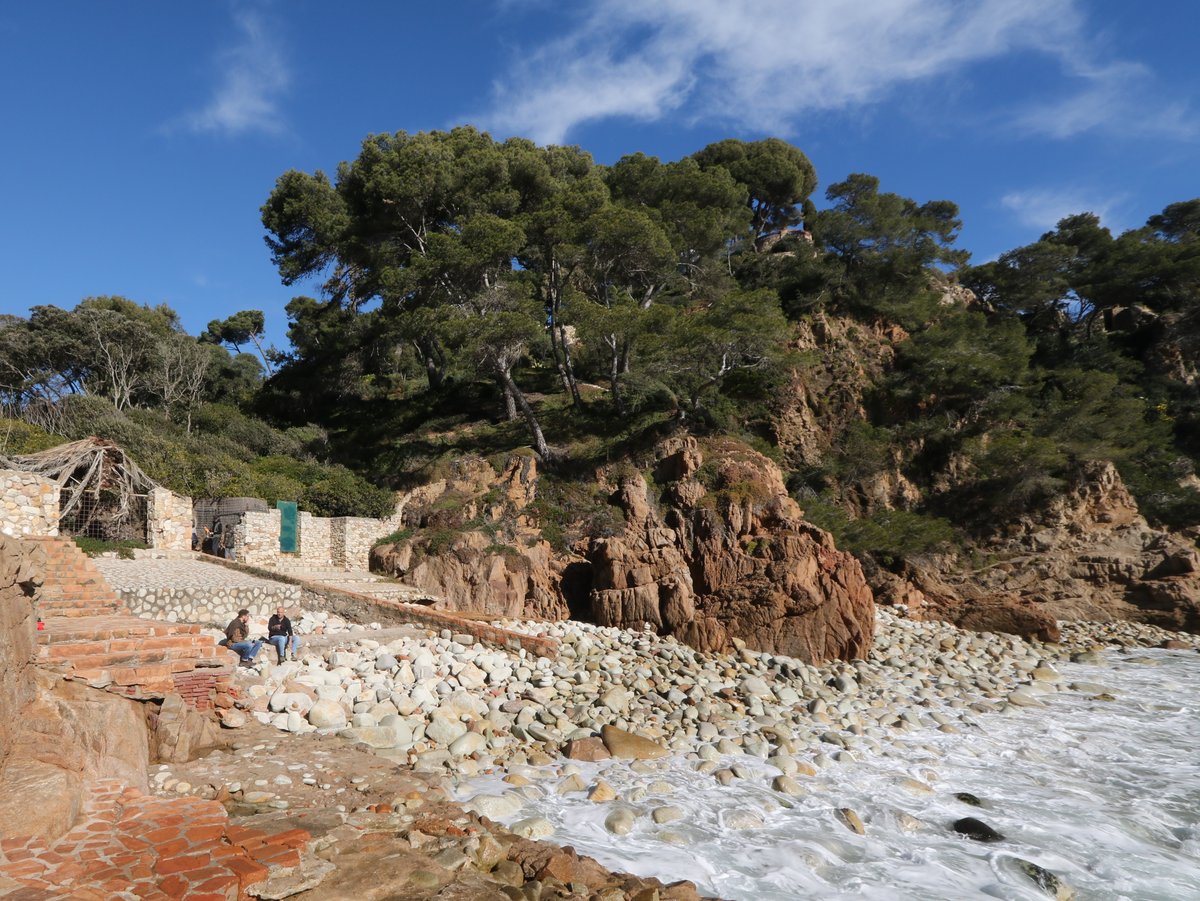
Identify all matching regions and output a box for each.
[39,638,217,667]
[37,617,201,643]
[42,647,224,674]
[35,602,128,619]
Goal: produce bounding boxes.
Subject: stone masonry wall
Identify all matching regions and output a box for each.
[236,509,283,567]
[298,512,332,566]
[146,487,192,551]
[230,504,404,571]
[0,535,44,771]
[94,558,301,627]
[336,515,401,569]
[0,470,60,538]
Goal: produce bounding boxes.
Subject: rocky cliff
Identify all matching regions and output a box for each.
[0,536,150,843]
[868,461,1200,635]
[372,437,875,664]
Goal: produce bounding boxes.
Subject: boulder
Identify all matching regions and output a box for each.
[563,737,611,762]
[600,725,669,760]
[307,699,348,729]
[590,440,875,664]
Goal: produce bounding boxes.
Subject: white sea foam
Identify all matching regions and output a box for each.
[461,649,1200,900]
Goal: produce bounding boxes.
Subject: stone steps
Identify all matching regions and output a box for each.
[0,779,314,899]
[25,536,130,619]
[27,537,233,701]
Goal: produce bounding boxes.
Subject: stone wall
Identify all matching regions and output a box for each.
[336,515,399,569]
[0,535,43,771]
[228,504,403,571]
[298,512,332,565]
[146,487,192,551]
[0,470,60,538]
[94,558,301,627]
[236,509,282,567]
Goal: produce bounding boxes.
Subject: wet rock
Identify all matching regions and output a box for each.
[1014,858,1076,899]
[605,808,637,835]
[953,816,1004,843]
[563,737,611,762]
[836,808,865,835]
[465,793,523,819]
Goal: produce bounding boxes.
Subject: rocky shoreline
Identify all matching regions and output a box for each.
[162,608,1200,899]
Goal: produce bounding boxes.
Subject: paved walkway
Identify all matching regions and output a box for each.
[95,559,302,594]
[0,779,311,900]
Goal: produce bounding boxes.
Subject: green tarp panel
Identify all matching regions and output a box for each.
[277,501,298,553]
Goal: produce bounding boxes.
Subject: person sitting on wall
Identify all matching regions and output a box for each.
[267,605,300,663]
[221,608,262,667]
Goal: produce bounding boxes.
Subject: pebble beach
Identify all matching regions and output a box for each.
[205,608,1200,899]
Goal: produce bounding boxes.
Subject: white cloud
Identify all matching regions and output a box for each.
[479,0,1195,145]
[999,187,1128,233]
[176,8,289,136]
[480,0,1081,143]
[1013,62,1199,141]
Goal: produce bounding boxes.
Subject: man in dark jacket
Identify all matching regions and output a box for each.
[223,608,262,667]
[268,606,300,663]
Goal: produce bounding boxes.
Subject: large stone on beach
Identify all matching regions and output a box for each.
[426,714,469,746]
[307,699,347,728]
[465,793,523,819]
[564,737,611,762]
[605,808,637,835]
[601,725,669,760]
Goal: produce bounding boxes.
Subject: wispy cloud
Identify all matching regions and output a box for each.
[999,187,1128,233]
[173,8,289,137]
[479,0,1195,146]
[1012,61,1199,141]
[480,0,1080,143]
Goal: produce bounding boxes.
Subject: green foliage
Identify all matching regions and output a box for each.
[692,138,817,242]
[801,495,959,563]
[529,476,626,552]
[0,418,60,454]
[74,537,147,559]
[373,527,414,547]
[885,311,1034,420]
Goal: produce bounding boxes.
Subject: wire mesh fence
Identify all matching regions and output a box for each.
[59,488,148,542]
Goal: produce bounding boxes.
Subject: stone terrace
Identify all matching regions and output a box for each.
[29,538,231,704]
[0,778,315,900]
[94,557,301,626]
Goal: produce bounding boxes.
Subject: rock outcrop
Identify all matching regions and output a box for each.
[589,437,874,662]
[0,535,152,843]
[374,439,875,664]
[870,462,1200,635]
[372,454,570,621]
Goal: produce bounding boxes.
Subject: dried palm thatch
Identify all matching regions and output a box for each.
[0,437,160,540]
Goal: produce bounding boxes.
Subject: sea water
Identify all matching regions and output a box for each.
[460,649,1200,900]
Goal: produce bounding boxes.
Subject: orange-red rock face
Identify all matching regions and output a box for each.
[587,437,875,664]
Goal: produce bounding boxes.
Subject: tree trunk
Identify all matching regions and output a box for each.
[545,259,581,407]
[558,323,582,407]
[499,369,550,460]
[501,378,517,421]
[607,335,626,417]
[415,338,445,390]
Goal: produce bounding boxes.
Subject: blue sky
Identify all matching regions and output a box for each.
[2,1,1197,349]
